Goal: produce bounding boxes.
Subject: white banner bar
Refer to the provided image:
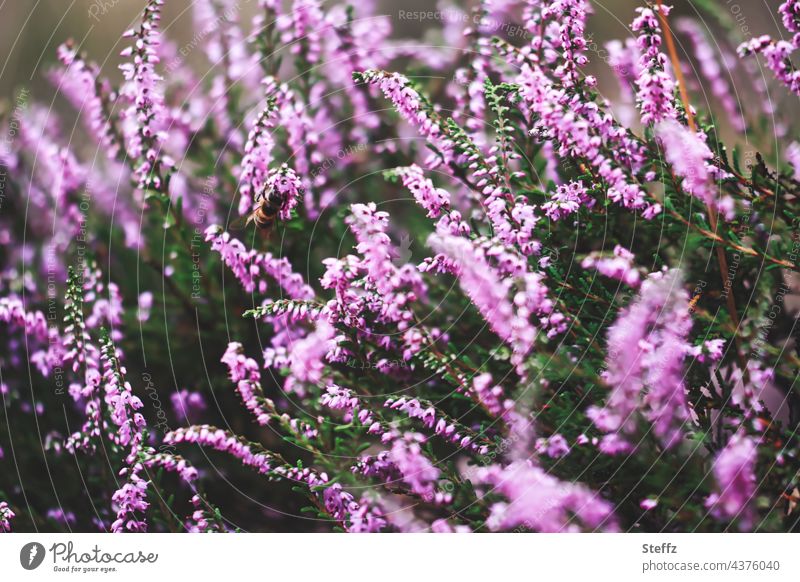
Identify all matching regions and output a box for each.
[0,534,796,581]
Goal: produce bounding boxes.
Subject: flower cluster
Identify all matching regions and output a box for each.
[165,426,276,475]
[655,119,735,220]
[53,42,119,157]
[542,180,594,221]
[238,98,278,216]
[354,70,455,168]
[0,502,14,533]
[427,233,563,374]
[581,245,641,288]
[675,18,745,132]
[738,1,800,96]
[205,226,314,298]
[118,0,172,191]
[587,270,693,453]
[706,434,758,531]
[475,461,618,532]
[631,4,676,125]
[517,63,658,218]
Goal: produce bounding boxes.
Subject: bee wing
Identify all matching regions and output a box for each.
[228,213,251,232]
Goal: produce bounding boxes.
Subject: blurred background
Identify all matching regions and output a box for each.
[0,0,788,102]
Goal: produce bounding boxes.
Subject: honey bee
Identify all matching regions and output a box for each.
[230,186,286,235]
[688,292,702,313]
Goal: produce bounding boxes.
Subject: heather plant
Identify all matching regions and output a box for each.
[0,0,799,533]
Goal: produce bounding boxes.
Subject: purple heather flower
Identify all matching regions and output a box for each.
[543,0,592,88]
[221,342,317,438]
[238,94,307,218]
[53,43,119,157]
[581,245,642,288]
[144,453,199,483]
[353,450,397,480]
[166,425,275,475]
[357,70,455,169]
[0,502,14,532]
[101,341,146,449]
[278,0,325,64]
[632,4,677,125]
[321,483,358,522]
[384,396,486,453]
[167,425,379,531]
[86,283,124,342]
[676,18,745,132]
[346,496,388,533]
[222,342,278,426]
[321,384,358,411]
[472,372,508,417]
[0,296,49,341]
[191,0,261,95]
[428,234,515,342]
[170,390,207,423]
[136,292,153,323]
[388,434,446,503]
[738,1,800,95]
[266,164,303,221]
[587,269,693,452]
[47,508,77,525]
[111,466,150,532]
[205,227,314,299]
[535,434,571,459]
[323,4,390,133]
[787,141,800,180]
[741,36,800,95]
[428,233,562,373]
[449,44,490,140]
[238,98,278,216]
[656,119,734,220]
[322,484,387,532]
[640,498,658,511]
[323,203,426,330]
[605,38,641,116]
[185,494,227,533]
[118,0,173,191]
[518,63,658,218]
[186,496,212,533]
[780,0,800,38]
[476,461,618,532]
[1,0,792,536]
[728,362,778,416]
[284,321,336,396]
[686,338,727,363]
[430,518,471,533]
[394,164,451,218]
[706,434,758,530]
[277,85,324,215]
[13,107,88,262]
[542,180,595,221]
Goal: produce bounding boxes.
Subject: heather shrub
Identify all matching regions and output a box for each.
[0,0,799,533]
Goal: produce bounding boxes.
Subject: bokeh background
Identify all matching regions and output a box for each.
[0,0,787,100]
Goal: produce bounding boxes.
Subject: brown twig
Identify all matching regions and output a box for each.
[656,0,749,381]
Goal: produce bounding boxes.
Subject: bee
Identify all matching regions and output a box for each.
[230,186,286,235]
[688,291,702,313]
